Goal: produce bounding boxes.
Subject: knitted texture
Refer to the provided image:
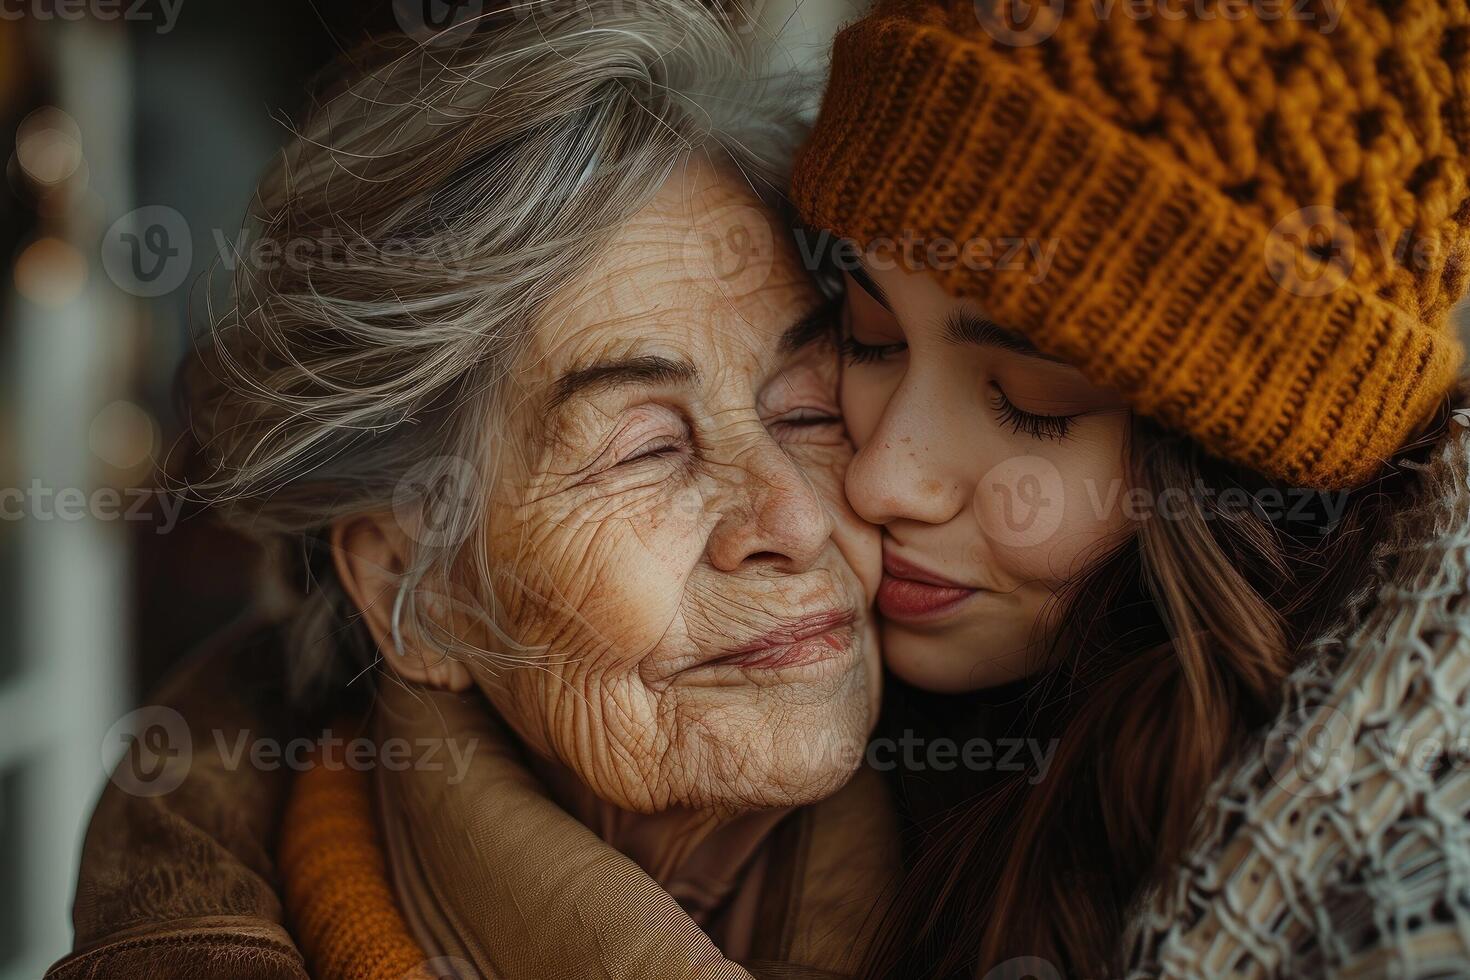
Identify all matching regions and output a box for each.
[791,0,1470,488]
[1127,402,1470,976]
[277,736,430,980]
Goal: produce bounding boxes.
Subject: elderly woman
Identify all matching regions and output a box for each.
[49,5,896,980]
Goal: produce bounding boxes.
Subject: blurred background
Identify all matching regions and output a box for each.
[0,2,857,976]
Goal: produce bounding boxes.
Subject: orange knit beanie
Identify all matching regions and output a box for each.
[792,0,1470,488]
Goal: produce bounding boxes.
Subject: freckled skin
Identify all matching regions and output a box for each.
[472,162,881,815]
[841,264,1132,693]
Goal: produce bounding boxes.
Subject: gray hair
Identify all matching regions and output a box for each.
[182,1,808,699]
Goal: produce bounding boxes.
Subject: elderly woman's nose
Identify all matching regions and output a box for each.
[846,385,968,527]
[706,441,834,574]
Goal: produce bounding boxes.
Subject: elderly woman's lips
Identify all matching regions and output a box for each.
[711,611,857,671]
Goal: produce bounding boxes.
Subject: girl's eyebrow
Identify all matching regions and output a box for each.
[941,310,1068,364]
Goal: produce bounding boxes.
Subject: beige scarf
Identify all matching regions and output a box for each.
[373,683,901,980]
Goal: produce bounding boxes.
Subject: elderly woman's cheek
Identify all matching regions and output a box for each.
[481,498,699,809]
[516,494,697,650]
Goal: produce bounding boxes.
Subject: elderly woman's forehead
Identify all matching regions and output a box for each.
[527,176,814,370]
[531,266,808,369]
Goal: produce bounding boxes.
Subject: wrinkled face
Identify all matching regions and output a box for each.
[840,261,1131,693]
[479,164,881,814]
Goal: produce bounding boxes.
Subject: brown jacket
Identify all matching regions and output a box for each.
[48,621,309,979]
[46,624,897,980]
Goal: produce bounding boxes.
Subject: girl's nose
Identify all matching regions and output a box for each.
[844,385,968,527]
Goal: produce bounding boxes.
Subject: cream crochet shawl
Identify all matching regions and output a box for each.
[1127,410,1470,978]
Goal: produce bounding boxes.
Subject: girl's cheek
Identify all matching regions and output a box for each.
[972,445,1130,585]
[971,453,1069,554]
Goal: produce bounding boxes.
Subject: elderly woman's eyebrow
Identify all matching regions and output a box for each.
[546,354,700,413]
[942,310,1068,364]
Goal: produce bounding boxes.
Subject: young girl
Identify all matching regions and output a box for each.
[791,0,1470,975]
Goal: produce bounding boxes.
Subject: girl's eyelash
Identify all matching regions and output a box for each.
[773,408,840,427]
[840,335,906,365]
[989,386,1076,441]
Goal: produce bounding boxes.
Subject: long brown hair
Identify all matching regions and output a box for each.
[863,403,1454,979]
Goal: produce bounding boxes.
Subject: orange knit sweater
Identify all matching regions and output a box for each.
[277,738,428,980]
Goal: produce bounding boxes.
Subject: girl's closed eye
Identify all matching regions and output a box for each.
[840,334,907,365]
[839,270,907,365]
[767,406,843,444]
[989,383,1077,442]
